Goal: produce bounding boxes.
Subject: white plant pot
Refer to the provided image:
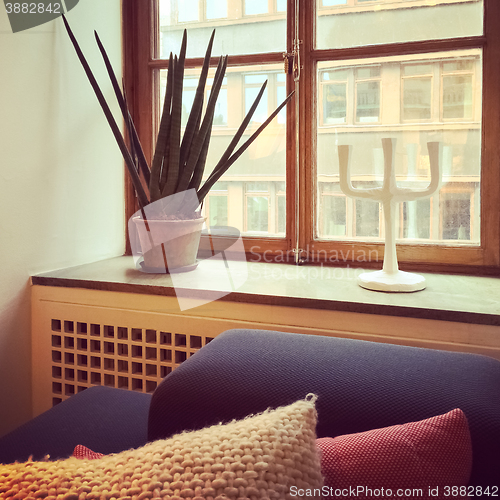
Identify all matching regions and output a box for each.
[133,217,205,272]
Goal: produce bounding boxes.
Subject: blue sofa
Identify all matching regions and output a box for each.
[1,329,499,488]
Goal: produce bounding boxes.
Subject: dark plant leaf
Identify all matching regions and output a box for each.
[179,29,215,172]
[151,52,174,201]
[187,115,213,193]
[176,55,227,194]
[94,30,151,187]
[162,31,187,197]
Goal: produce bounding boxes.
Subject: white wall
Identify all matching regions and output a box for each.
[0,1,124,437]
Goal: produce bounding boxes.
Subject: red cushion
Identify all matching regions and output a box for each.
[72,445,104,460]
[317,409,472,498]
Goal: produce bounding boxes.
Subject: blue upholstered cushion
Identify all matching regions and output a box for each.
[148,329,500,488]
[0,386,151,464]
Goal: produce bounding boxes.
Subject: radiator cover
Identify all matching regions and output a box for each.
[32,284,500,418]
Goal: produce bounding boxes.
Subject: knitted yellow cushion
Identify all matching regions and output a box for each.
[0,395,322,499]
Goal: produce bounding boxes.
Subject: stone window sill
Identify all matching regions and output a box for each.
[31,256,500,326]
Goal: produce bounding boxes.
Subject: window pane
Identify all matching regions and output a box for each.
[213,88,228,126]
[403,64,433,76]
[321,193,347,237]
[212,182,228,191]
[356,81,380,122]
[206,0,226,19]
[317,0,483,50]
[323,83,347,124]
[177,0,198,22]
[356,67,380,79]
[247,196,269,232]
[323,69,349,81]
[208,195,228,227]
[181,89,196,127]
[401,199,431,239]
[160,0,286,57]
[316,51,481,245]
[245,0,268,16]
[277,0,287,12]
[403,78,432,121]
[441,192,471,240]
[277,195,286,234]
[246,182,269,192]
[443,60,474,72]
[245,74,268,85]
[355,198,380,237]
[277,85,286,124]
[443,75,473,119]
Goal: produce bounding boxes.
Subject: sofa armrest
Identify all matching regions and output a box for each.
[0,386,151,464]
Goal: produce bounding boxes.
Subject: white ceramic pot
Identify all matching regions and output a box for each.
[133,217,205,272]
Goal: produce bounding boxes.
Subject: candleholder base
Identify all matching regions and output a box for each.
[357,270,426,292]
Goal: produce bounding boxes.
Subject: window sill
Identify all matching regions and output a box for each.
[32,256,500,327]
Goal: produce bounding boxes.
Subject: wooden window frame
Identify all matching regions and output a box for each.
[123,0,500,274]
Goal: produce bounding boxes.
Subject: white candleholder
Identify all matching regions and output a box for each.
[338,138,441,292]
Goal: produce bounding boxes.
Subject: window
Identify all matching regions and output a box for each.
[400,199,431,240]
[177,0,198,23]
[321,69,348,125]
[441,190,474,241]
[442,60,474,120]
[245,0,268,16]
[245,182,270,233]
[206,182,228,227]
[160,0,228,25]
[124,0,500,271]
[402,64,433,121]
[355,66,380,123]
[206,0,227,20]
[244,0,287,16]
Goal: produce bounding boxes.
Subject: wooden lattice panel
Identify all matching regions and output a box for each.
[48,318,213,406]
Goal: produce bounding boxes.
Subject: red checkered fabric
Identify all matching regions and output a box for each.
[72,445,104,460]
[317,409,472,498]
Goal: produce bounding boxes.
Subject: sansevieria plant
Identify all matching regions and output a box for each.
[62,17,294,219]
